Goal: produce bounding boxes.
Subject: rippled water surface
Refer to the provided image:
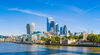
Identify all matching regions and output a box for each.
[0,42,100,55]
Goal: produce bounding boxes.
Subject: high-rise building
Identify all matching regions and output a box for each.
[47,17,54,32]
[26,23,35,35]
[50,21,56,34]
[60,27,63,35]
[63,25,67,35]
[56,23,59,36]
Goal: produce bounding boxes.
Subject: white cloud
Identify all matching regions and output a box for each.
[8,8,49,17]
[85,4,100,12]
[69,6,84,14]
[69,4,100,14]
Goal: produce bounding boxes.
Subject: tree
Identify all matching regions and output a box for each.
[64,35,68,39]
[79,34,83,39]
[51,37,56,43]
[55,36,60,42]
[87,33,94,41]
[94,35,100,43]
[68,35,76,39]
[41,36,46,41]
[45,38,51,42]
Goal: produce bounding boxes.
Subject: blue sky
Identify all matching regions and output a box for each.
[0,0,100,35]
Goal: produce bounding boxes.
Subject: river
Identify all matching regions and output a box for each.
[0,42,100,55]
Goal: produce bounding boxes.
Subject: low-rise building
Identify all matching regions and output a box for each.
[0,35,5,42]
[60,38,77,45]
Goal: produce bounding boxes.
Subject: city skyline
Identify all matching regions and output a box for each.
[0,0,100,35]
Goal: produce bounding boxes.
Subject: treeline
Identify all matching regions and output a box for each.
[41,35,83,43]
[41,33,100,44]
[87,34,100,43]
[41,36,60,43]
[64,35,83,39]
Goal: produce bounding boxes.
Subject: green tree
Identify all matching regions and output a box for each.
[51,37,56,43]
[64,35,68,39]
[87,33,94,41]
[68,35,75,39]
[55,36,60,42]
[45,38,51,42]
[94,35,100,43]
[41,36,46,41]
[79,34,83,39]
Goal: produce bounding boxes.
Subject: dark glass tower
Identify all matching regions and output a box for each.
[56,24,59,36]
[47,17,54,32]
[50,21,56,34]
[60,27,63,35]
[56,24,59,33]
[63,25,67,35]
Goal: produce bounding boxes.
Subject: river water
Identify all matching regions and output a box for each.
[0,42,100,55]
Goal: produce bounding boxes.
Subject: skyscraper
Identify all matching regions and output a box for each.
[26,23,35,35]
[60,27,63,35]
[56,23,59,36]
[47,17,54,32]
[63,25,67,35]
[50,21,56,34]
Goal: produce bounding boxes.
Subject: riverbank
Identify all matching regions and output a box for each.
[1,42,100,55]
[11,41,100,47]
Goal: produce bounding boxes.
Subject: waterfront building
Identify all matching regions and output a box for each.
[20,34,27,42]
[26,23,35,35]
[26,31,49,43]
[60,38,77,45]
[83,31,88,41]
[0,35,5,42]
[47,17,54,32]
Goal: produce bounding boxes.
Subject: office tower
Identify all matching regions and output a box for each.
[50,21,56,34]
[47,17,54,32]
[67,30,72,36]
[26,23,35,35]
[56,23,59,36]
[60,27,63,35]
[63,25,67,35]
[68,30,72,36]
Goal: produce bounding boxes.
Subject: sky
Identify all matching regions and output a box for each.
[0,0,100,35]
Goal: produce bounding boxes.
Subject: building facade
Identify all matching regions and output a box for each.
[47,17,54,32]
[26,23,35,35]
[50,21,56,35]
[56,23,59,36]
[63,25,67,35]
[60,27,63,35]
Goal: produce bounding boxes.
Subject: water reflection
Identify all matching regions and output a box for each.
[0,42,100,55]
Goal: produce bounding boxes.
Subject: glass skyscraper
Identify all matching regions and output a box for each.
[56,23,59,36]
[50,21,56,34]
[63,25,67,35]
[47,17,54,32]
[47,17,60,36]
[60,27,63,35]
[26,23,35,35]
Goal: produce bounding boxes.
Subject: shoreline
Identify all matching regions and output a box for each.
[10,41,100,47]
